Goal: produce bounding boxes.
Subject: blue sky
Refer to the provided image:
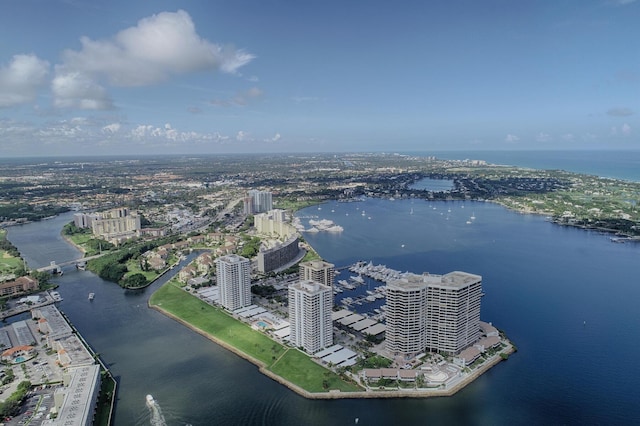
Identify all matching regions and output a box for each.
[0,0,638,156]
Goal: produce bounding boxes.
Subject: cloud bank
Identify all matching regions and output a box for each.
[0,55,50,108]
[53,10,255,109]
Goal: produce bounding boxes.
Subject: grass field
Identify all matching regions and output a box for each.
[124,258,159,282]
[150,282,285,365]
[269,349,362,392]
[0,253,23,275]
[149,282,362,393]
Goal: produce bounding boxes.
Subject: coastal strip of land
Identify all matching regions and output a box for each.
[149,281,513,399]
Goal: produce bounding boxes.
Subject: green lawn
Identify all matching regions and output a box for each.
[0,252,23,274]
[150,283,285,365]
[150,282,363,393]
[123,258,159,282]
[269,349,362,392]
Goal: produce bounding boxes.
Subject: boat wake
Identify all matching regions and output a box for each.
[146,395,167,426]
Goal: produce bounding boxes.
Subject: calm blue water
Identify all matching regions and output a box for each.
[409,178,454,192]
[421,150,640,182]
[4,149,640,425]
[299,198,640,425]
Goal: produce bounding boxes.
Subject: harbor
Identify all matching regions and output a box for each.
[333,260,417,321]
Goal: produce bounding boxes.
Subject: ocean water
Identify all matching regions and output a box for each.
[422,150,640,182]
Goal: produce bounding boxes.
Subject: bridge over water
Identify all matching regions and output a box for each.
[36,253,106,272]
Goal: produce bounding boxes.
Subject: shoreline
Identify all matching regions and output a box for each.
[149,288,513,400]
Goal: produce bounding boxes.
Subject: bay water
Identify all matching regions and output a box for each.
[6,196,640,424]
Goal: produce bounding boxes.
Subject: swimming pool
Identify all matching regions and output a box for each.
[256,321,268,328]
[14,356,26,363]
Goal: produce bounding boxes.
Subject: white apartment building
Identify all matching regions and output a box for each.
[299,260,335,289]
[288,280,333,354]
[385,275,429,359]
[385,271,483,358]
[216,254,252,311]
[254,209,296,238]
[425,271,483,355]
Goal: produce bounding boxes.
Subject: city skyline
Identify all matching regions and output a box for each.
[1,0,639,157]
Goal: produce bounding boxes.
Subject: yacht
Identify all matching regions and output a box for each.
[88,293,95,301]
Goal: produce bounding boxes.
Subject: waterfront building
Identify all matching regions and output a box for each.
[299,260,335,289]
[288,280,333,354]
[256,235,300,273]
[385,274,429,359]
[216,254,252,310]
[53,364,101,426]
[0,276,38,297]
[84,207,141,244]
[73,212,100,228]
[425,271,483,355]
[385,271,483,358]
[247,190,273,214]
[254,209,296,238]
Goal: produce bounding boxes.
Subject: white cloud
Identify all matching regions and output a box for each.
[264,132,281,142]
[621,123,631,136]
[53,10,255,109]
[51,71,113,109]
[610,124,632,136]
[562,133,575,141]
[102,123,121,134]
[0,54,50,107]
[504,134,519,143]
[236,130,250,141]
[535,132,552,142]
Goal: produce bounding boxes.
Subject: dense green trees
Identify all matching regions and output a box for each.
[0,380,31,417]
[122,273,148,289]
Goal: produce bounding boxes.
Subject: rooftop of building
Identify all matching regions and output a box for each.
[290,279,331,294]
[387,270,482,290]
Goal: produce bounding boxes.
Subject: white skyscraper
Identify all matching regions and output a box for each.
[216,254,252,311]
[385,271,483,358]
[288,280,333,354]
[425,271,482,355]
[385,275,429,359]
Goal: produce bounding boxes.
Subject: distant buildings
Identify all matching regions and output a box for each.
[246,190,273,214]
[288,280,333,354]
[299,260,335,289]
[216,254,252,310]
[74,207,141,244]
[385,271,483,359]
[254,209,296,238]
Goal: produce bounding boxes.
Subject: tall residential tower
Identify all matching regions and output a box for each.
[216,254,252,311]
[385,271,483,359]
[288,280,333,354]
